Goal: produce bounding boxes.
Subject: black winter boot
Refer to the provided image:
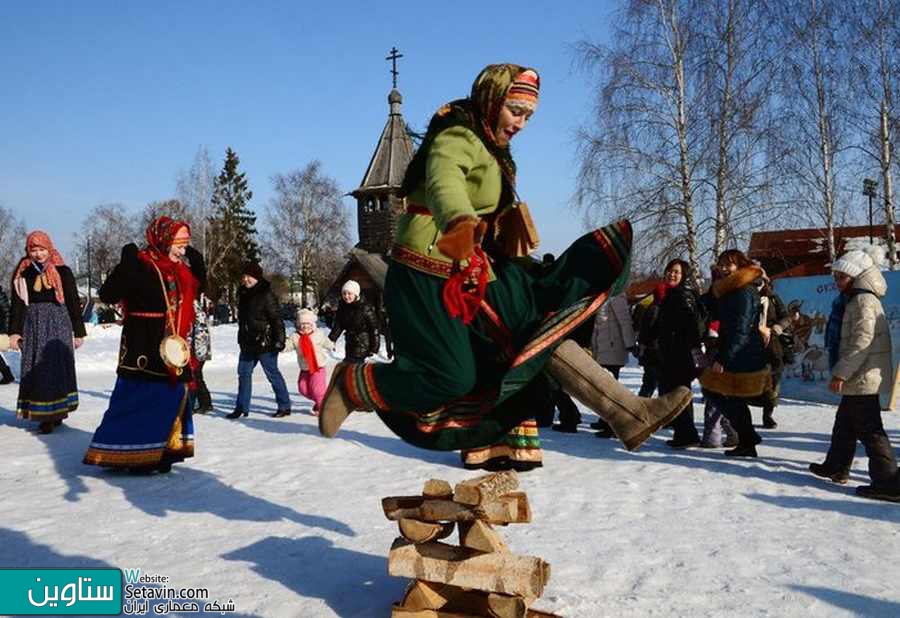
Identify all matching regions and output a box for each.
[808,462,849,484]
[762,406,777,429]
[855,484,900,502]
[725,445,758,457]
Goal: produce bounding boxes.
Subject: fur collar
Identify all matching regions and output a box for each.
[712,265,763,298]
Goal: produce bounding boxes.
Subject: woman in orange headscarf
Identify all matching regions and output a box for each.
[83,216,205,473]
[8,231,86,434]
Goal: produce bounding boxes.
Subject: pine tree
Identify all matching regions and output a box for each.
[207,147,259,308]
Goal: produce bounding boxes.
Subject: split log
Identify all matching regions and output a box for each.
[459,520,508,554]
[383,495,429,518]
[486,593,528,618]
[388,538,550,598]
[383,496,529,525]
[506,492,532,524]
[398,583,528,618]
[399,518,455,544]
[454,471,519,506]
[420,499,480,522]
[525,610,562,618]
[401,581,457,611]
[390,605,471,618]
[423,479,454,498]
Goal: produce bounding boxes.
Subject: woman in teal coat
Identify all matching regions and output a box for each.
[319,64,691,453]
[699,250,770,457]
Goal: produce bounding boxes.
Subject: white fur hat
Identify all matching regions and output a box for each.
[831,250,875,278]
[341,280,361,297]
[296,308,317,325]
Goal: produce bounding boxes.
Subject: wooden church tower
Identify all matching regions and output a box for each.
[350,47,415,255]
[327,48,415,352]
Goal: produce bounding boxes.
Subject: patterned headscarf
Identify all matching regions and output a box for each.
[145,216,190,256]
[13,231,66,304]
[401,63,540,198]
[138,216,198,351]
[470,64,540,145]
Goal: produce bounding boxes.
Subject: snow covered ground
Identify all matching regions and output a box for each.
[2,324,899,617]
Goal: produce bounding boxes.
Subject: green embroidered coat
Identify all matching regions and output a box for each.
[394,125,504,279]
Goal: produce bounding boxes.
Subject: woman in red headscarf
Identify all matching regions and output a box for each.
[83,216,205,473]
[8,231,86,434]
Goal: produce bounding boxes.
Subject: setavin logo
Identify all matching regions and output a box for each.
[123,568,169,584]
[0,568,122,615]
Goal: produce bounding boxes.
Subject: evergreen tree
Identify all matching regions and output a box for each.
[207,147,259,308]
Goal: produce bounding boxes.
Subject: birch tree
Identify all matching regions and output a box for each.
[574,0,706,280]
[264,161,351,306]
[849,0,900,267]
[74,203,136,282]
[696,0,779,258]
[139,199,191,235]
[175,146,215,262]
[775,0,850,263]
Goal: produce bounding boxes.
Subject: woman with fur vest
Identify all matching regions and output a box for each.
[810,250,900,502]
[699,250,770,457]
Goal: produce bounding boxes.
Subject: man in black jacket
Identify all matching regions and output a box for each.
[229,262,291,419]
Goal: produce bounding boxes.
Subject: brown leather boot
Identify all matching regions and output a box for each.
[318,363,358,437]
[546,340,692,451]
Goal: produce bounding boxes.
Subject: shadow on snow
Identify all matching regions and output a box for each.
[222,535,404,618]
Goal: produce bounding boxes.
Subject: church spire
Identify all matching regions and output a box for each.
[386,46,404,116]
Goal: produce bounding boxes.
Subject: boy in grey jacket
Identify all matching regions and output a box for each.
[810,250,900,502]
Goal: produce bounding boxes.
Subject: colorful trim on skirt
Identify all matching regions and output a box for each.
[462,420,543,469]
[373,220,632,451]
[17,392,79,422]
[84,377,193,468]
[345,363,389,411]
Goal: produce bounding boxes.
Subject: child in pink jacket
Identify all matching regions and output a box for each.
[290,309,333,415]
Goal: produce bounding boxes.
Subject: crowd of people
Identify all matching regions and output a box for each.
[2,62,899,504]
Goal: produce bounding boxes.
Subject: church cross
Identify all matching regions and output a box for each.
[386,46,403,89]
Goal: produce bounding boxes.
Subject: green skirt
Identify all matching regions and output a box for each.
[342,220,632,451]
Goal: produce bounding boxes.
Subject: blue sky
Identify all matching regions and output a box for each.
[0,1,615,260]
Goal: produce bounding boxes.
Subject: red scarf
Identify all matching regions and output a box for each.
[442,247,490,325]
[138,216,199,381]
[299,333,320,373]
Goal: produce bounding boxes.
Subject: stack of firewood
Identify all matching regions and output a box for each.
[382,470,560,618]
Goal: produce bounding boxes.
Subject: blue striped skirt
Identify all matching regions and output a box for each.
[83,377,193,468]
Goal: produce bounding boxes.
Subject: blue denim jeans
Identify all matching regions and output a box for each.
[236,351,291,413]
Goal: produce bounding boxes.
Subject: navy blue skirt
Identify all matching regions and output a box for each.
[84,377,193,468]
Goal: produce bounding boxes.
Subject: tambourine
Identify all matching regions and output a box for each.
[159,334,190,369]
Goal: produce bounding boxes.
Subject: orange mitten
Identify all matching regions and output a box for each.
[437,217,487,261]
